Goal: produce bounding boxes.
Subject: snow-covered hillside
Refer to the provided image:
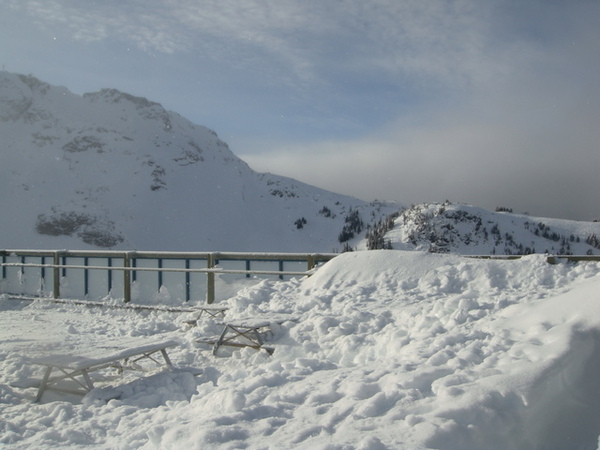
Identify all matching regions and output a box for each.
[2,251,600,448]
[366,202,600,256]
[0,71,395,252]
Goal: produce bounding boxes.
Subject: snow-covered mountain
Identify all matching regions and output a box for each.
[0,71,396,252]
[2,71,599,255]
[366,202,600,256]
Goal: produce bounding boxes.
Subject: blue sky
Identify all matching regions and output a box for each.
[1,0,599,220]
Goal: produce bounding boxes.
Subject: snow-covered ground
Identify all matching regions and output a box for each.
[2,250,600,449]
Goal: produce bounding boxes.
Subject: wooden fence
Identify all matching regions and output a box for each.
[0,250,337,304]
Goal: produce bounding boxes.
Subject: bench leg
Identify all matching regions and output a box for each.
[160,349,173,367]
[212,325,229,356]
[81,369,94,392]
[250,328,263,346]
[210,325,269,356]
[35,366,53,402]
[127,348,173,369]
[229,325,263,347]
[35,367,95,402]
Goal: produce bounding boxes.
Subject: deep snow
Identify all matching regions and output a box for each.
[2,250,600,449]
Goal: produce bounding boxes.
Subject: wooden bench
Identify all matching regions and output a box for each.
[30,339,179,402]
[182,305,228,326]
[197,315,297,356]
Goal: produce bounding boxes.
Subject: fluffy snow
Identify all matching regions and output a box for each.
[2,250,600,449]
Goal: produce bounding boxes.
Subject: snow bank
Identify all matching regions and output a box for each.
[2,250,600,449]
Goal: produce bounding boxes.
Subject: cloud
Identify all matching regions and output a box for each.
[242,9,600,222]
[237,0,600,220]
[10,0,502,89]
[243,90,600,220]
[11,0,596,93]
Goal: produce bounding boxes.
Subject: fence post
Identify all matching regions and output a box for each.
[1,252,5,280]
[123,252,131,303]
[83,256,89,297]
[107,257,113,294]
[185,259,191,302]
[307,254,316,271]
[206,253,215,304]
[53,251,61,299]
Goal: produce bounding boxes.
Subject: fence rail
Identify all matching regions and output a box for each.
[0,249,337,304]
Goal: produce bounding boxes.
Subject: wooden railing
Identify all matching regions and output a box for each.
[0,250,337,304]
[3,250,598,305]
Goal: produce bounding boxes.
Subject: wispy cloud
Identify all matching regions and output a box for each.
[10,0,505,89]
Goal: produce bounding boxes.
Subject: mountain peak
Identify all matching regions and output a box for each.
[0,72,35,121]
[83,88,173,131]
[83,88,160,109]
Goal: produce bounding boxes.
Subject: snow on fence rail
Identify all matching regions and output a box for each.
[0,250,336,304]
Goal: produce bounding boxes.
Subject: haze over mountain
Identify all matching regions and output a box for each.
[2,71,599,255]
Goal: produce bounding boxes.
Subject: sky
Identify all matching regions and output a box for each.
[1,0,599,221]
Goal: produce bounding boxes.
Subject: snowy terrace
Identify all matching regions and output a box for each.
[2,250,600,448]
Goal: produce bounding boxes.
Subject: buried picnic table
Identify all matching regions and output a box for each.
[28,339,179,402]
[197,315,298,356]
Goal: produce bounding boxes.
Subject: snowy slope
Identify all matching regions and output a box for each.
[2,251,600,448]
[366,202,600,256]
[0,71,396,252]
